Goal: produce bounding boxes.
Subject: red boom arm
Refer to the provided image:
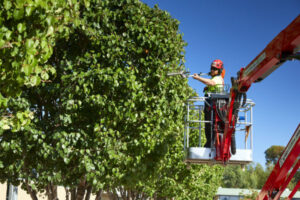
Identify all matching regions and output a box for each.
[215,14,300,199]
[257,124,300,200]
[217,15,300,163]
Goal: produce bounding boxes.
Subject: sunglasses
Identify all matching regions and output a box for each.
[210,67,218,70]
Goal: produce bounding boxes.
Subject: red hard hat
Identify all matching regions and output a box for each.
[211,59,223,69]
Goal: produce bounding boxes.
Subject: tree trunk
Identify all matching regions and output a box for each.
[46,185,51,200]
[71,189,77,200]
[25,180,38,200]
[107,190,117,200]
[52,185,58,200]
[153,192,157,200]
[65,187,70,200]
[131,190,135,200]
[85,186,92,200]
[95,190,102,200]
[141,192,148,200]
[46,184,58,200]
[128,189,131,200]
[120,187,126,200]
[75,177,86,200]
[113,188,120,200]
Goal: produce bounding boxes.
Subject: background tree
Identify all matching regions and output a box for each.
[253,163,268,189]
[221,145,297,192]
[222,165,247,188]
[289,171,300,191]
[264,145,285,166]
[264,145,300,191]
[221,163,270,189]
[1,0,224,200]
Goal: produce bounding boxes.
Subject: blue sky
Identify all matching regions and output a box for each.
[141,0,300,167]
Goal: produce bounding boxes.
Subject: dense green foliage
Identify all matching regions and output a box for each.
[0,0,223,199]
[0,0,80,95]
[0,0,81,135]
[142,134,223,199]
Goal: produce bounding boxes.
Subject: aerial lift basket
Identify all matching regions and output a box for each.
[183,94,255,165]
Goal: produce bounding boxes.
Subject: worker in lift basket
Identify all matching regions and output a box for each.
[192,59,225,148]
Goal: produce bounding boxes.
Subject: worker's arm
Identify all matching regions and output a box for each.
[192,73,216,86]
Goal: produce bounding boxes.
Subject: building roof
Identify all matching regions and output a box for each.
[216,187,300,198]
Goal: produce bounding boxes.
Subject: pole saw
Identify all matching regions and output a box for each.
[167,70,209,78]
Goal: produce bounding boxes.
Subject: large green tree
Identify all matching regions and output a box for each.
[1,0,224,199]
[254,163,268,189]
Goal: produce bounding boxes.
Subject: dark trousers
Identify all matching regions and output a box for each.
[204,98,228,148]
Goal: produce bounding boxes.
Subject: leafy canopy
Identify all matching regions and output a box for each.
[264,145,285,166]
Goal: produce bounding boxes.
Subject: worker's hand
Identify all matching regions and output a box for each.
[192,73,199,79]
